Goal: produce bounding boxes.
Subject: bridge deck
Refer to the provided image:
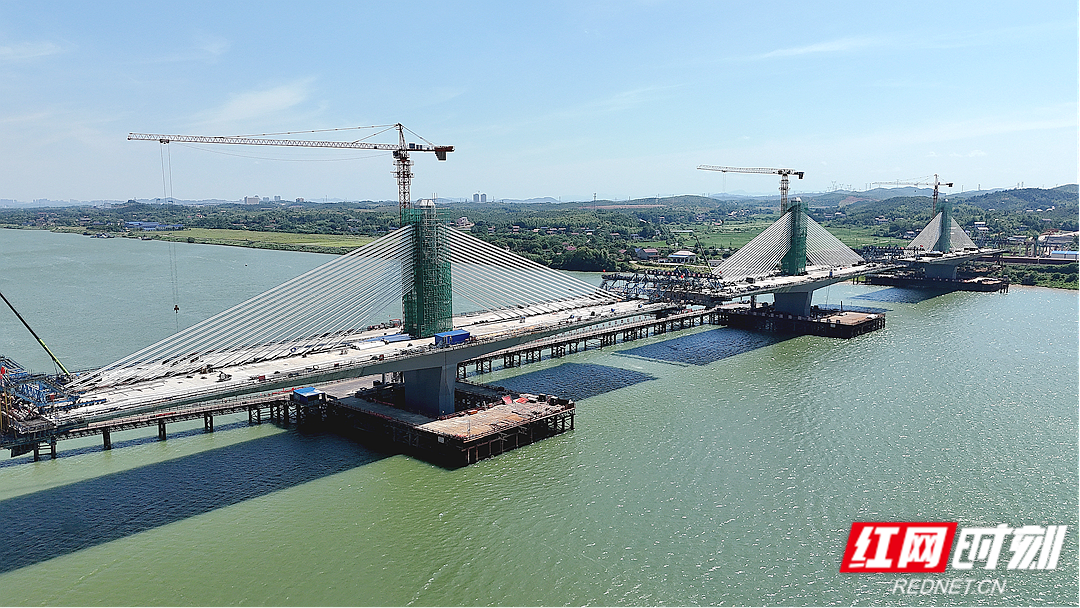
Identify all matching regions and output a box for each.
[55,298,664,425]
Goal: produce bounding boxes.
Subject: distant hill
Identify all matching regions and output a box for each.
[960,185,1078,211]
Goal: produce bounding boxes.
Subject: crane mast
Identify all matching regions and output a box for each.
[129,123,453,223]
[697,165,805,213]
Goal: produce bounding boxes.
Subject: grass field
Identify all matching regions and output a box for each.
[153,228,376,249]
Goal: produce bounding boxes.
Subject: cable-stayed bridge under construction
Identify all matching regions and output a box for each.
[0,192,998,461]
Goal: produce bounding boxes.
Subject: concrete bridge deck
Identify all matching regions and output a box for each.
[35,299,673,428]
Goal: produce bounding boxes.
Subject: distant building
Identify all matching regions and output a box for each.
[244,196,260,205]
[667,250,697,264]
[473,192,488,203]
[635,247,660,261]
[125,221,183,231]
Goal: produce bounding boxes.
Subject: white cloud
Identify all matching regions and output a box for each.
[756,36,879,59]
[195,34,230,57]
[192,82,313,128]
[0,41,63,63]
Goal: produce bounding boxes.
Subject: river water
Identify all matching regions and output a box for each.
[0,229,1076,606]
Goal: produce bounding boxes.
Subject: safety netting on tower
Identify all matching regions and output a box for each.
[402,202,453,338]
[908,213,976,253]
[69,227,415,389]
[445,227,621,319]
[713,210,864,282]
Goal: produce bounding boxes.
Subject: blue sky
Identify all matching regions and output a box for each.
[1,1,1076,203]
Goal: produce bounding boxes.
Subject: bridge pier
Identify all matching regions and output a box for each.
[204,413,214,432]
[38,438,57,460]
[402,365,456,418]
[158,420,167,441]
[102,429,111,450]
[773,290,814,317]
[924,262,960,280]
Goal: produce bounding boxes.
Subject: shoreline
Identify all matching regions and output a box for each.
[5,225,1077,290]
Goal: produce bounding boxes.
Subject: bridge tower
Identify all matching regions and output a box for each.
[402,200,453,339]
[712,194,866,317]
[780,197,808,276]
[932,194,952,255]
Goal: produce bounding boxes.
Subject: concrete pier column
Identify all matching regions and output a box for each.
[403,365,455,418]
[204,413,214,432]
[158,420,167,440]
[103,429,112,450]
[924,262,960,280]
[773,290,814,317]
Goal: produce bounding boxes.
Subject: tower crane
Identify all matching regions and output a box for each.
[129,123,453,223]
[697,166,805,213]
[871,174,953,214]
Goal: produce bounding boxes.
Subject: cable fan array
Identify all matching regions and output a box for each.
[71,227,415,389]
[72,225,618,389]
[908,213,976,252]
[446,227,618,318]
[714,210,864,281]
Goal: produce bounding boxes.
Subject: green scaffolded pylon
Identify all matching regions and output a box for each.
[933,196,952,253]
[402,200,453,338]
[780,197,808,275]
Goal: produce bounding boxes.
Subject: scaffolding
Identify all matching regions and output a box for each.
[935,197,952,253]
[781,198,808,275]
[402,201,453,338]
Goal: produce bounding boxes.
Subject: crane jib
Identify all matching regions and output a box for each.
[127,133,453,158]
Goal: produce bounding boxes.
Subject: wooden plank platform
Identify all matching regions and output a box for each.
[330,390,575,467]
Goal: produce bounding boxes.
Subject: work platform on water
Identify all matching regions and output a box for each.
[854,272,1009,293]
[6,373,574,467]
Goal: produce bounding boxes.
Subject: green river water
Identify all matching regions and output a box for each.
[0,229,1076,606]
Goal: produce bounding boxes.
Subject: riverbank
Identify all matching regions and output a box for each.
[7,225,374,255]
[6,225,1077,289]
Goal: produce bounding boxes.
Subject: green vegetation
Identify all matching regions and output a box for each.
[982,262,1079,290]
[1,186,1074,284]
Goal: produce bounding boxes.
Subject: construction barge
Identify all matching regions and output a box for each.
[716,304,885,339]
[854,272,1009,293]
